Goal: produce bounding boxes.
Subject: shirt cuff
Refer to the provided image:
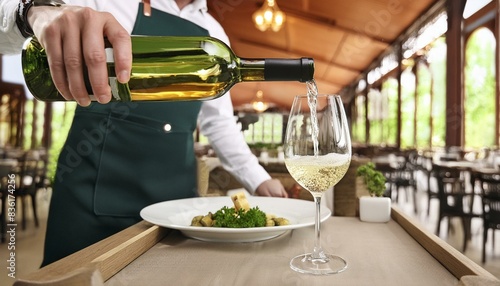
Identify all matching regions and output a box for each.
[0,0,29,54]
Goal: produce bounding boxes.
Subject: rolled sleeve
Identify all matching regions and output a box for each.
[198,93,271,194]
[0,0,28,54]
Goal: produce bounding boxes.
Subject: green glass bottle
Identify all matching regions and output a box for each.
[21,36,314,102]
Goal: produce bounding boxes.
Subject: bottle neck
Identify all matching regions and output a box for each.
[239,57,314,83]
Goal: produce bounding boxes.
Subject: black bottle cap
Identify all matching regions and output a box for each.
[264,58,315,82]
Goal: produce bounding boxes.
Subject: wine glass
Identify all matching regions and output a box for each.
[284,92,351,275]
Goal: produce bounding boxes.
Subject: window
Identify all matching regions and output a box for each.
[464,27,496,148]
[427,37,446,147]
[243,112,283,144]
[352,94,366,143]
[415,61,432,148]
[197,112,284,146]
[400,67,415,148]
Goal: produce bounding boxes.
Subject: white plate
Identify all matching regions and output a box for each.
[140,196,331,242]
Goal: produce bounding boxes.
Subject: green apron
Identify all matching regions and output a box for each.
[42,4,209,266]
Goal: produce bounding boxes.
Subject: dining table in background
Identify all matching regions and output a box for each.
[371,154,406,169]
[433,160,500,197]
[13,206,498,286]
[432,159,485,192]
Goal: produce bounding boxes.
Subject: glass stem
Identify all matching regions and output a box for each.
[312,195,326,260]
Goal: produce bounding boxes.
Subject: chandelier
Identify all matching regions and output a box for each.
[251,90,269,112]
[252,0,286,32]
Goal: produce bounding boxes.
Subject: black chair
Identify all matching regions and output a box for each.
[34,148,51,194]
[433,163,479,252]
[475,170,500,263]
[418,154,438,216]
[15,150,42,230]
[374,162,397,198]
[393,152,418,213]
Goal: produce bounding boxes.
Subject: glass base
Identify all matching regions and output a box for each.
[290,253,347,275]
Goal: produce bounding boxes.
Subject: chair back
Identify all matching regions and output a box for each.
[17,150,42,194]
[432,163,468,214]
[476,171,500,226]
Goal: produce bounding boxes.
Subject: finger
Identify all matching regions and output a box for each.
[61,22,90,106]
[82,26,112,103]
[281,189,289,198]
[103,17,132,84]
[41,25,73,101]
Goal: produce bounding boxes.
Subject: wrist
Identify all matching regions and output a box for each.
[16,0,66,38]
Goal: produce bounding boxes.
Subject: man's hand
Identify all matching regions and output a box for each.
[255,179,288,198]
[27,5,132,106]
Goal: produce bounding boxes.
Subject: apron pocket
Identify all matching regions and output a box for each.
[93,112,197,217]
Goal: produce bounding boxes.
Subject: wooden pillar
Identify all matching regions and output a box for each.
[445,0,466,147]
[496,0,500,146]
[364,74,370,144]
[42,103,52,148]
[429,64,435,148]
[31,99,38,148]
[0,56,3,146]
[18,97,25,148]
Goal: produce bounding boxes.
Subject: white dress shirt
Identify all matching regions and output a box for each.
[0,0,271,193]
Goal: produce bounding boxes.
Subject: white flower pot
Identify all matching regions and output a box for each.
[359,196,391,223]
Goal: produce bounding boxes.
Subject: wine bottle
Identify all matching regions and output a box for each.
[21,36,314,102]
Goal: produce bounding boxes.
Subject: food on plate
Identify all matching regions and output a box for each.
[231,192,251,211]
[191,192,289,228]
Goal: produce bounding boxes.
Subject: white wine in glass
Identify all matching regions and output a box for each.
[284,90,351,275]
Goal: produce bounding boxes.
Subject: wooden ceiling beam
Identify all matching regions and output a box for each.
[277,8,390,45]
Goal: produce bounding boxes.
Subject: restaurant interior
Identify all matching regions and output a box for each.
[1,0,500,285]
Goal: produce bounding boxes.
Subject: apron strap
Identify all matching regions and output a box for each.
[142,0,151,16]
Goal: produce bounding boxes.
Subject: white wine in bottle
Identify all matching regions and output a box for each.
[21,36,314,102]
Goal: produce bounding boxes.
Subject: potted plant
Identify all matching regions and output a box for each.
[356,162,391,223]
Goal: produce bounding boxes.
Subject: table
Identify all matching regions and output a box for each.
[14,207,498,286]
[433,160,478,170]
[433,160,483,194]
[372,154,406,169]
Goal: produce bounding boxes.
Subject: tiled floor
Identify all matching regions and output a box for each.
[0,178,499,286]
[393,171,500,279]
[0,188,51,286]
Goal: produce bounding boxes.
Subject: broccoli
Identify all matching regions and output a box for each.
[212,206,267,228]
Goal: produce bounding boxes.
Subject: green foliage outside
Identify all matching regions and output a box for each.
[351,96,366,142]
[464,28,496,148]
[416,62,432,148]
[382,78,398,145]
[22,100,34,149]
[353,28,496,150]
[47,102,76,184]
[400,68,416,148]
[242,112,283,144]
[428,38,447,147]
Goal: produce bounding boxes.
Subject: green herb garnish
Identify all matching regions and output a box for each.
[212,206,267,228]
